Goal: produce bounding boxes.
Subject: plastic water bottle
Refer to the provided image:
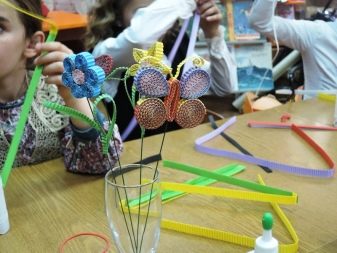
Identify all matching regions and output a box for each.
[248,212,278,253]
[0,178,10,235]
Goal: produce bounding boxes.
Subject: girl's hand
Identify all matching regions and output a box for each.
[197,0,222,38]
[34,42,74,101]
[34,42,94,129]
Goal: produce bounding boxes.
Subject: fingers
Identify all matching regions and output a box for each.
[197,0,222,22]
[42,61,64,76]
[44,75,63,87]
[34,41,72,66]
[33,41,72,87]
[34,50,68,66]
[35,41,73,55]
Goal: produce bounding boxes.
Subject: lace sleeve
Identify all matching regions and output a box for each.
[60,122,123,175]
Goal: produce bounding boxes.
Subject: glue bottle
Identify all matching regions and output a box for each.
[0,177,10,234]
[248,212,278,253]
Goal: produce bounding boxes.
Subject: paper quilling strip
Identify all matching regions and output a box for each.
[195,117,335,177]
[122,161,299,252]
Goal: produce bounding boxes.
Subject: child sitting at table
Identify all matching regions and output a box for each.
[0,0,123,174]
[45,0,95,14]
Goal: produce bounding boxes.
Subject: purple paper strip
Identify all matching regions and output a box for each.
[121,116,138,141]
[167,18,190,64]
[182,13,201,75]
[195,117,335,177]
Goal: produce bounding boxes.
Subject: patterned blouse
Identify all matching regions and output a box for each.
[0,77,123,174]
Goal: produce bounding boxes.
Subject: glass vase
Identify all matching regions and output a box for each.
[105,164,161,253]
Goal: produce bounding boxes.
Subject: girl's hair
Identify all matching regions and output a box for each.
[12,0,42,37]
[85,0,132,50]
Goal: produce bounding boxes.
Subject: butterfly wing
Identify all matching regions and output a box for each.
[134,67,169,97]
[134,98,167,129]
[180,67,210,99]
[174,67,209,128]
[175,99,206,128]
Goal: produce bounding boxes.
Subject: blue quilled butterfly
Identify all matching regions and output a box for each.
[133,64,211,129]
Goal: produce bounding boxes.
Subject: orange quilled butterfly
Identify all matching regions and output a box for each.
[133,64,211,129]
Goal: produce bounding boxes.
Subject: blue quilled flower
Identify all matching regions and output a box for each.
[62,52,105,98]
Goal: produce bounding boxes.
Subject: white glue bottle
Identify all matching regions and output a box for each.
[248,212,278,253]
[0,177,10,234]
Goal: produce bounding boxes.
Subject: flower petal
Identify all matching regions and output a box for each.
[147,42,164,60]
[128,64,140,76]
[63,54,76,72]
[62,72,75,87]
[86,65,106,85]
[75,52,95,70]
[133,48,147,63]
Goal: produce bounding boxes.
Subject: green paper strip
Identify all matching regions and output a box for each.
[1,32,57,188]
[163,160,294,197]
[93,94,117,154]
[127,164,245,207]
[44,101,102,131]
[161,164,244,202]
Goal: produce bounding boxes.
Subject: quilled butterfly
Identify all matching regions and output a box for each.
[133,62,211,129]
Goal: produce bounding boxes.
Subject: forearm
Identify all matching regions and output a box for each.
[93,0,196,67]
[248,0,317,51]
[205,26,237,96]
[61,120,123,175]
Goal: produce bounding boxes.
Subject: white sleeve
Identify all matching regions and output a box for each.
[205,26,237,96]
[92,0,196,67]
[248,0,319,52]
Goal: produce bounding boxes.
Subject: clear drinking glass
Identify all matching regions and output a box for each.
[105,164,161,253]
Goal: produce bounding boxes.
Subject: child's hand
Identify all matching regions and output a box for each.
[34,42,94,128]
[197,0,222,38]
[34,42,74,101]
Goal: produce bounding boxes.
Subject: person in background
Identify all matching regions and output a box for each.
[44,0,95,14]
[85,0,237,140]
[248,0,337,95]
[0,0,122,174]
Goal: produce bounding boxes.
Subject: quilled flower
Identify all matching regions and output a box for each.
[62,52,106,98]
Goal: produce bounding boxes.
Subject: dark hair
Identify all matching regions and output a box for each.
[13,0,42,37]
[85,0,132,50]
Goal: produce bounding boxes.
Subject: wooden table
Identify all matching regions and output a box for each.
[1,99,337,253]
